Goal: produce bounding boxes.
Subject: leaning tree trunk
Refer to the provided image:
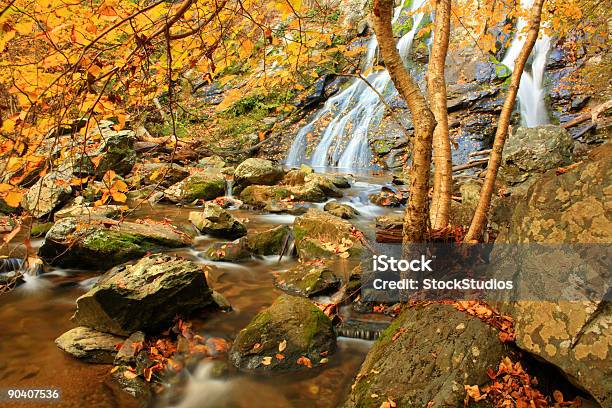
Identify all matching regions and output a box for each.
[464,0,546,242]
[428,0,452,230]
[372,0,436,245]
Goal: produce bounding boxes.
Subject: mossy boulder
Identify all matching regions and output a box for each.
[163,170,226,203]
[72,254,218,335]
[55,327,124,364]
[274,263,340,297]
[239,180,341,209]
[202,240,251,262]
[38,217,192,269]
[196,155,226,169]
[94,129,137,177]
[233,158,284,193]
[324,201,359,219]
[189,203,246,239]
[282,165,314,185]
[342,304,506,408]
[229,294,336,371]
[245,225,290,255]
[293,209,363,261]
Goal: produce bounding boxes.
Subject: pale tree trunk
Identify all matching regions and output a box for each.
[428,0,452,230]
[464,0,546,242]
[372,0,436,244]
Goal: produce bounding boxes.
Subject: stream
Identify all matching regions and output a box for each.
[0,171,401,408]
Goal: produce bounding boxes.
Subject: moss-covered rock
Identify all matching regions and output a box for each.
[274,262,340,297]
[342,304,507,408]
[38,217,192,269]
[229,294,336,371]
[55,327,124,364]
[293,209,363,261]
[245,225,290,255]
[30,221,55,238]
[189,203,246,239]
[72,254,218,335]
[233,158,284,193]
[94,129,137,177]
[163,170,226,203]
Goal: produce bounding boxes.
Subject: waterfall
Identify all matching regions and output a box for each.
[285,0,428,171]
[501,0,551,127]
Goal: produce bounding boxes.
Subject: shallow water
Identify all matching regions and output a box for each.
[0,173,396,408]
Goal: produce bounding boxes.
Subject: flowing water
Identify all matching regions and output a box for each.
[500,0,551,127]
[0,173,402,408]
[285,0,428,172]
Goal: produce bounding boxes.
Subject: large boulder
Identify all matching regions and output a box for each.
[229,294,336,371]
[499,125,574,188]
[55,327,124,363]
[293,209,363,260]
[140,163,190,188]
[163,170,226,203]
[324,201,359,219]
[233,158,284,193]
[492,144,612,405]
[189,203,246,239]
[343,304,506,408]
[54,203,123,220]
[38,217,192,269]
[72,254,218,335]
[93,128,137,177]
[22,170,73,218]
[245,225,290,256]
[202,240,251,262]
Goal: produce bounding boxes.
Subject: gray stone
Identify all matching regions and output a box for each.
[233,158,284,193]
[189,203,247,239]
[324,201,359,219]
[55,327,124,364]
[22,170,73,218]
[163,170,226,203]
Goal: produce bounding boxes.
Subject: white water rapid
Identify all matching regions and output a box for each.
[285,0,428,171]
[500,0,551,127]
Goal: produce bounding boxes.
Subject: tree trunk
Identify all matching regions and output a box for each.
[428,0,452,230]
[372,0,436,246]
[464,0,546,242]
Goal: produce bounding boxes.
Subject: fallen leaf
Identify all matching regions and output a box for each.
[278,339,287,352]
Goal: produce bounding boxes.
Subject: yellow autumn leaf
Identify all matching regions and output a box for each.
[3,191,23,207]
[215,89,243,112]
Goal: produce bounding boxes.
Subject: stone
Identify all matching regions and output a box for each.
[93,129,137,177]
[293,209,364,260]
[22,170,73,218]
[38,217,192,269]
[112,365,152,398]
[189,203,247,239]
[233,158,284,193]
[229,294,336,370]
[202,240,251,262]
[163,170,226,203]
[274,263,340,297]
[72,254,217,335]
[114,332,146,366]
[245,225,291,256]
[54,204,123,220]
[492,144,612,405]
[141,163,190,187]
[499,125,574,188]
[196,155,226,169]
[324,201,359,219]
[55,327,124,364]
[342,304,506,407]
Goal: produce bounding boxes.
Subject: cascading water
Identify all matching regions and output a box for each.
[285,0,427,171]
[501,0,551,127]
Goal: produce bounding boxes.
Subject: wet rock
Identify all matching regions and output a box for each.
[72,254,217,336]
[202,240,251,262]
[233,158,284,193]
[189,203,247,239]
[245,225,290,256]
[22,170,73,219]
[54,204,123,220]
[282,165,314,185]
[0,270,25,287]
[324,201,359,219]
[493,144,612,405]
[93,129,137,177]
[500,125,574,188]
[196,155,226,169]
[140,163,190,187]
[342,304,506,407]
[38,217,192,269]
[114,331,145,366]
[240,180,339,208]
[125,186,164,207]
[112,365,152,399]
[229,294,336,370]
[274,263,340,297]
[55,327,124,364]
[293,209,364,261]
[571,95,590,111]
[368,188,405,207]
[163,170,225,203]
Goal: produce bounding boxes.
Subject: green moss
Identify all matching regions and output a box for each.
[83,231,146,253]
[185,179,225,201]
[31,222,54,238]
